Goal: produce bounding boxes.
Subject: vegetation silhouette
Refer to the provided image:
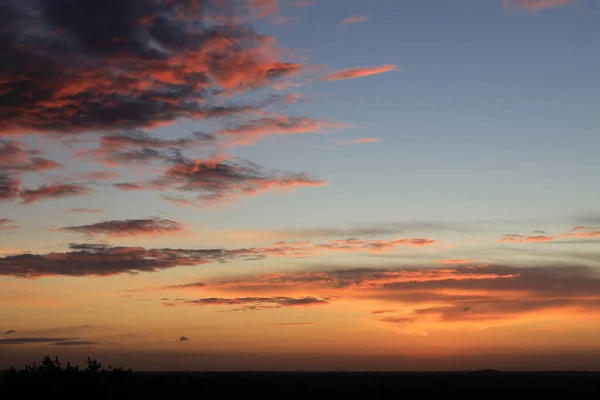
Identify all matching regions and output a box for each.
[3,357,600,397]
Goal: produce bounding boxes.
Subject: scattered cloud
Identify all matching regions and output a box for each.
[0,174,21,201]
[434,259,474,265]
[260,322,315,326]
[1,0,304,136]
[341,15,371,26]
[67,208,105,214]
[320,65,399,81]
[0,337,76,345]
[20,184,91,204]
[59,217,185,238]
[503,0,576,13]
[0,140,62,173]
[500,226,600,243]
[3,329,16,335]
[0,218,19,230]
[77,171,119,181]
[179,336,191,342]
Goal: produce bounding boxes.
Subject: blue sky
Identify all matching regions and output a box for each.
[2,0,600,370]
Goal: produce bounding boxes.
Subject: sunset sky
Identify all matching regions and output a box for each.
[2,0,600,371]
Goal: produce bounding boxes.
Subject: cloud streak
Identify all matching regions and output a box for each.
[20,184,90,204]
[500,226,600,243]
[59,217,185,238]
[503,0,576,13]
[320,65,399,81]
[341,15,371,26]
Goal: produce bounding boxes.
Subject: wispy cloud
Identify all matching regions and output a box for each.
[0,218,19,230]
[181,296,329,311]
[0,337,76,345]
[218,116,351,146]
[341,15,371,26]
[500,226,600,243]
[59,217,185,238]
[320,65,399,81]
[503,0,576,13]
[67,208,105,214]
[20,184,90,204]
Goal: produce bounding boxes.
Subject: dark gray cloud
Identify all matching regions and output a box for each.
[182,296,329,311]
[0,0,302,136]
[51,340,97,346]
[3,329,16,335]
[59,217,184,237]
[0,337,75,345]
[0,242,264,278]
[117,152,324,206]
[20,184,91,204]
[179,336,191,342]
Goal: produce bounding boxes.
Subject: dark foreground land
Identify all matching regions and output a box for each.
[4,369,600,397]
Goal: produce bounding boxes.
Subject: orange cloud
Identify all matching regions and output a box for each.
[341,15,371,25]
[320,64,399,81]
[218,116,352,146]
[500,227,600,243]
[503,0,576,13]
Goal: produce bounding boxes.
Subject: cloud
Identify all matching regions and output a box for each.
[334,137,380,145]
[320,65,399,81]
[369,310,397,315]
[0,337,76,345]
[173,262,600,328]
[0,234,436,278]
[20,184,91,204]
[3,329,16,335]
[120,153,325,206]
[249,0,279,17]
[503,0,576,13]
[181,296,329,311]
[260,322,315,326]
[51,340,97,346]
[59,217,185,238]
[79,131,216,167]
[179,336,191,341]
[67,208,105,214]
[0,174,21,201]
[341,15,371,26]
[77,171,119,181]
[0,243,264,278]
[217,116,351,145]
[500,226,600,243]
[0,218,19,230]
[1,0,304,136]
[0,140,62,173]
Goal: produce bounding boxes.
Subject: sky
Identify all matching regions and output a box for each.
[1,0,600,371]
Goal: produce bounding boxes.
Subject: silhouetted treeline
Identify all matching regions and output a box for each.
[3,357,600,398]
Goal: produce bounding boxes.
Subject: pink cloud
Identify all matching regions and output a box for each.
[503,0,576,13]
[334,137,381,145]
[341,15,371,25]
[500,227,600,243]
[320,64,399,81]
[20,184,90,204]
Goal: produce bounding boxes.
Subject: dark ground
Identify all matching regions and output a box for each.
[3,370,600,397]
